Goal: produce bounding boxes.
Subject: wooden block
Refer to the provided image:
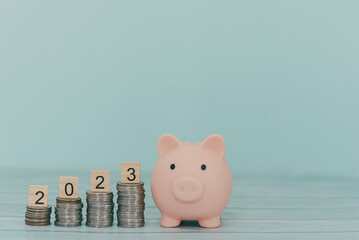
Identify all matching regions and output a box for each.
[59,177,78,199]
[121,162,141,184]
[91,170,110,192]
[28,185,48,207]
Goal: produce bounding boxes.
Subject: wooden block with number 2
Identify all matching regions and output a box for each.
[59,177,78,199]
[29,185,48,207]
[91,170,110,192]
[121,162,140,184]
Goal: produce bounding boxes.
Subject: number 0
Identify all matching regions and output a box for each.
[65,183,73,196]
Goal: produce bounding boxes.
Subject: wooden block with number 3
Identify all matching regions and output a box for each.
[121,162,140,184]
[29,185,48,207]
[59,177,78,199]
[91,170,110,192]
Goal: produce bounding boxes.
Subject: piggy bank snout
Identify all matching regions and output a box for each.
[172,176,204,203]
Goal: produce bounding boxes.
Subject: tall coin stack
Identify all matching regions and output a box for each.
[86,191,114,227]
[55,197,83,227]
[116,182,145,227]
[25,206,52,226]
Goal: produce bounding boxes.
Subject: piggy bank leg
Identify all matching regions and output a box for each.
[161,214,181,227]
[198,215,221,228]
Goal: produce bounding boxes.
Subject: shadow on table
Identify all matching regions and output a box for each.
[179,221,200,227]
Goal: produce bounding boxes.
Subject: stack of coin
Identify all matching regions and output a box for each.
[25,206,52,226]
[116,182,145,227]
[55,197,83,227]
[86,191,114,227]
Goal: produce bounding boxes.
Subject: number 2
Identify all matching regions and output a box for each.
[35,191,44,205]
[96,176,105,189]
[127,168,136,181]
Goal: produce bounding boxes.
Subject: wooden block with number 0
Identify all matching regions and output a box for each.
[91,170,110,192]
[121,162,140,184]
[29,185,48,207]
[59,177,78,199]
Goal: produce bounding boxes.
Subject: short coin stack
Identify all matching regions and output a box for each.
[25,206,52,226]
[55,197,83,227]
[116,182,145,227]
[86,191,114,227]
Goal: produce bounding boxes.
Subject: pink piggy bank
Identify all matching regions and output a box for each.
[151,134,232,228]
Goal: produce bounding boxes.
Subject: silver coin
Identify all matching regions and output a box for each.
[87,209,114,212]
[88,215,114,218]
[87,204,113,207]
[85,219,112,223]
[86,191,113,195]
[116,182,145,228]
[118,213,144,216]
[85,202,114,206]
[25,214,51,219]
[26,208,51,213]
[118,206,145,209]
[25,216,50,221]
[56,219,83,223]
[56,206,82,209]
[118,201,145,205]
[117,191,145,194]
[87,218,113,222]
[87,212,113,216]
[87,223,113,227]
[87,218,113,221]
[118,196,145,200]
[86,198,113,201]
[87,214,113,217]
[57,198,82,202]
[25,221,51,226]
[87,205,114,209]
[56,216,83,220]
[117,222,144,228]
[54,196,83,227]
[118,197,145,200]
[25,212,51,216]
[25,206,52,226]
[117,181,144,186]
[56,216,82,222]
[54,221,81,227]
[25,218,52,223]
[85,191,114,228]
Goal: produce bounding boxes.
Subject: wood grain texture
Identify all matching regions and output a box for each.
[28,185,48,207]
[121,162,141,184]
[59,177,78,199]
[90,170,110,192]
[0,169,358,240]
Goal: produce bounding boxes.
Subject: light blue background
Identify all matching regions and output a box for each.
[0,0,358,177]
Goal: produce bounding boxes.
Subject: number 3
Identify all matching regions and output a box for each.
[127,168,136,181]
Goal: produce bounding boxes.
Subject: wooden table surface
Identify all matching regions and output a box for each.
[0,169,358,240]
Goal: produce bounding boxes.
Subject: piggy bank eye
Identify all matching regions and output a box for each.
[170,164,175,170]
[201,164,206,170]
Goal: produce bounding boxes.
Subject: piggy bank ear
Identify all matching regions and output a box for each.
[157,134,182,158]
[200,134,226,159]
